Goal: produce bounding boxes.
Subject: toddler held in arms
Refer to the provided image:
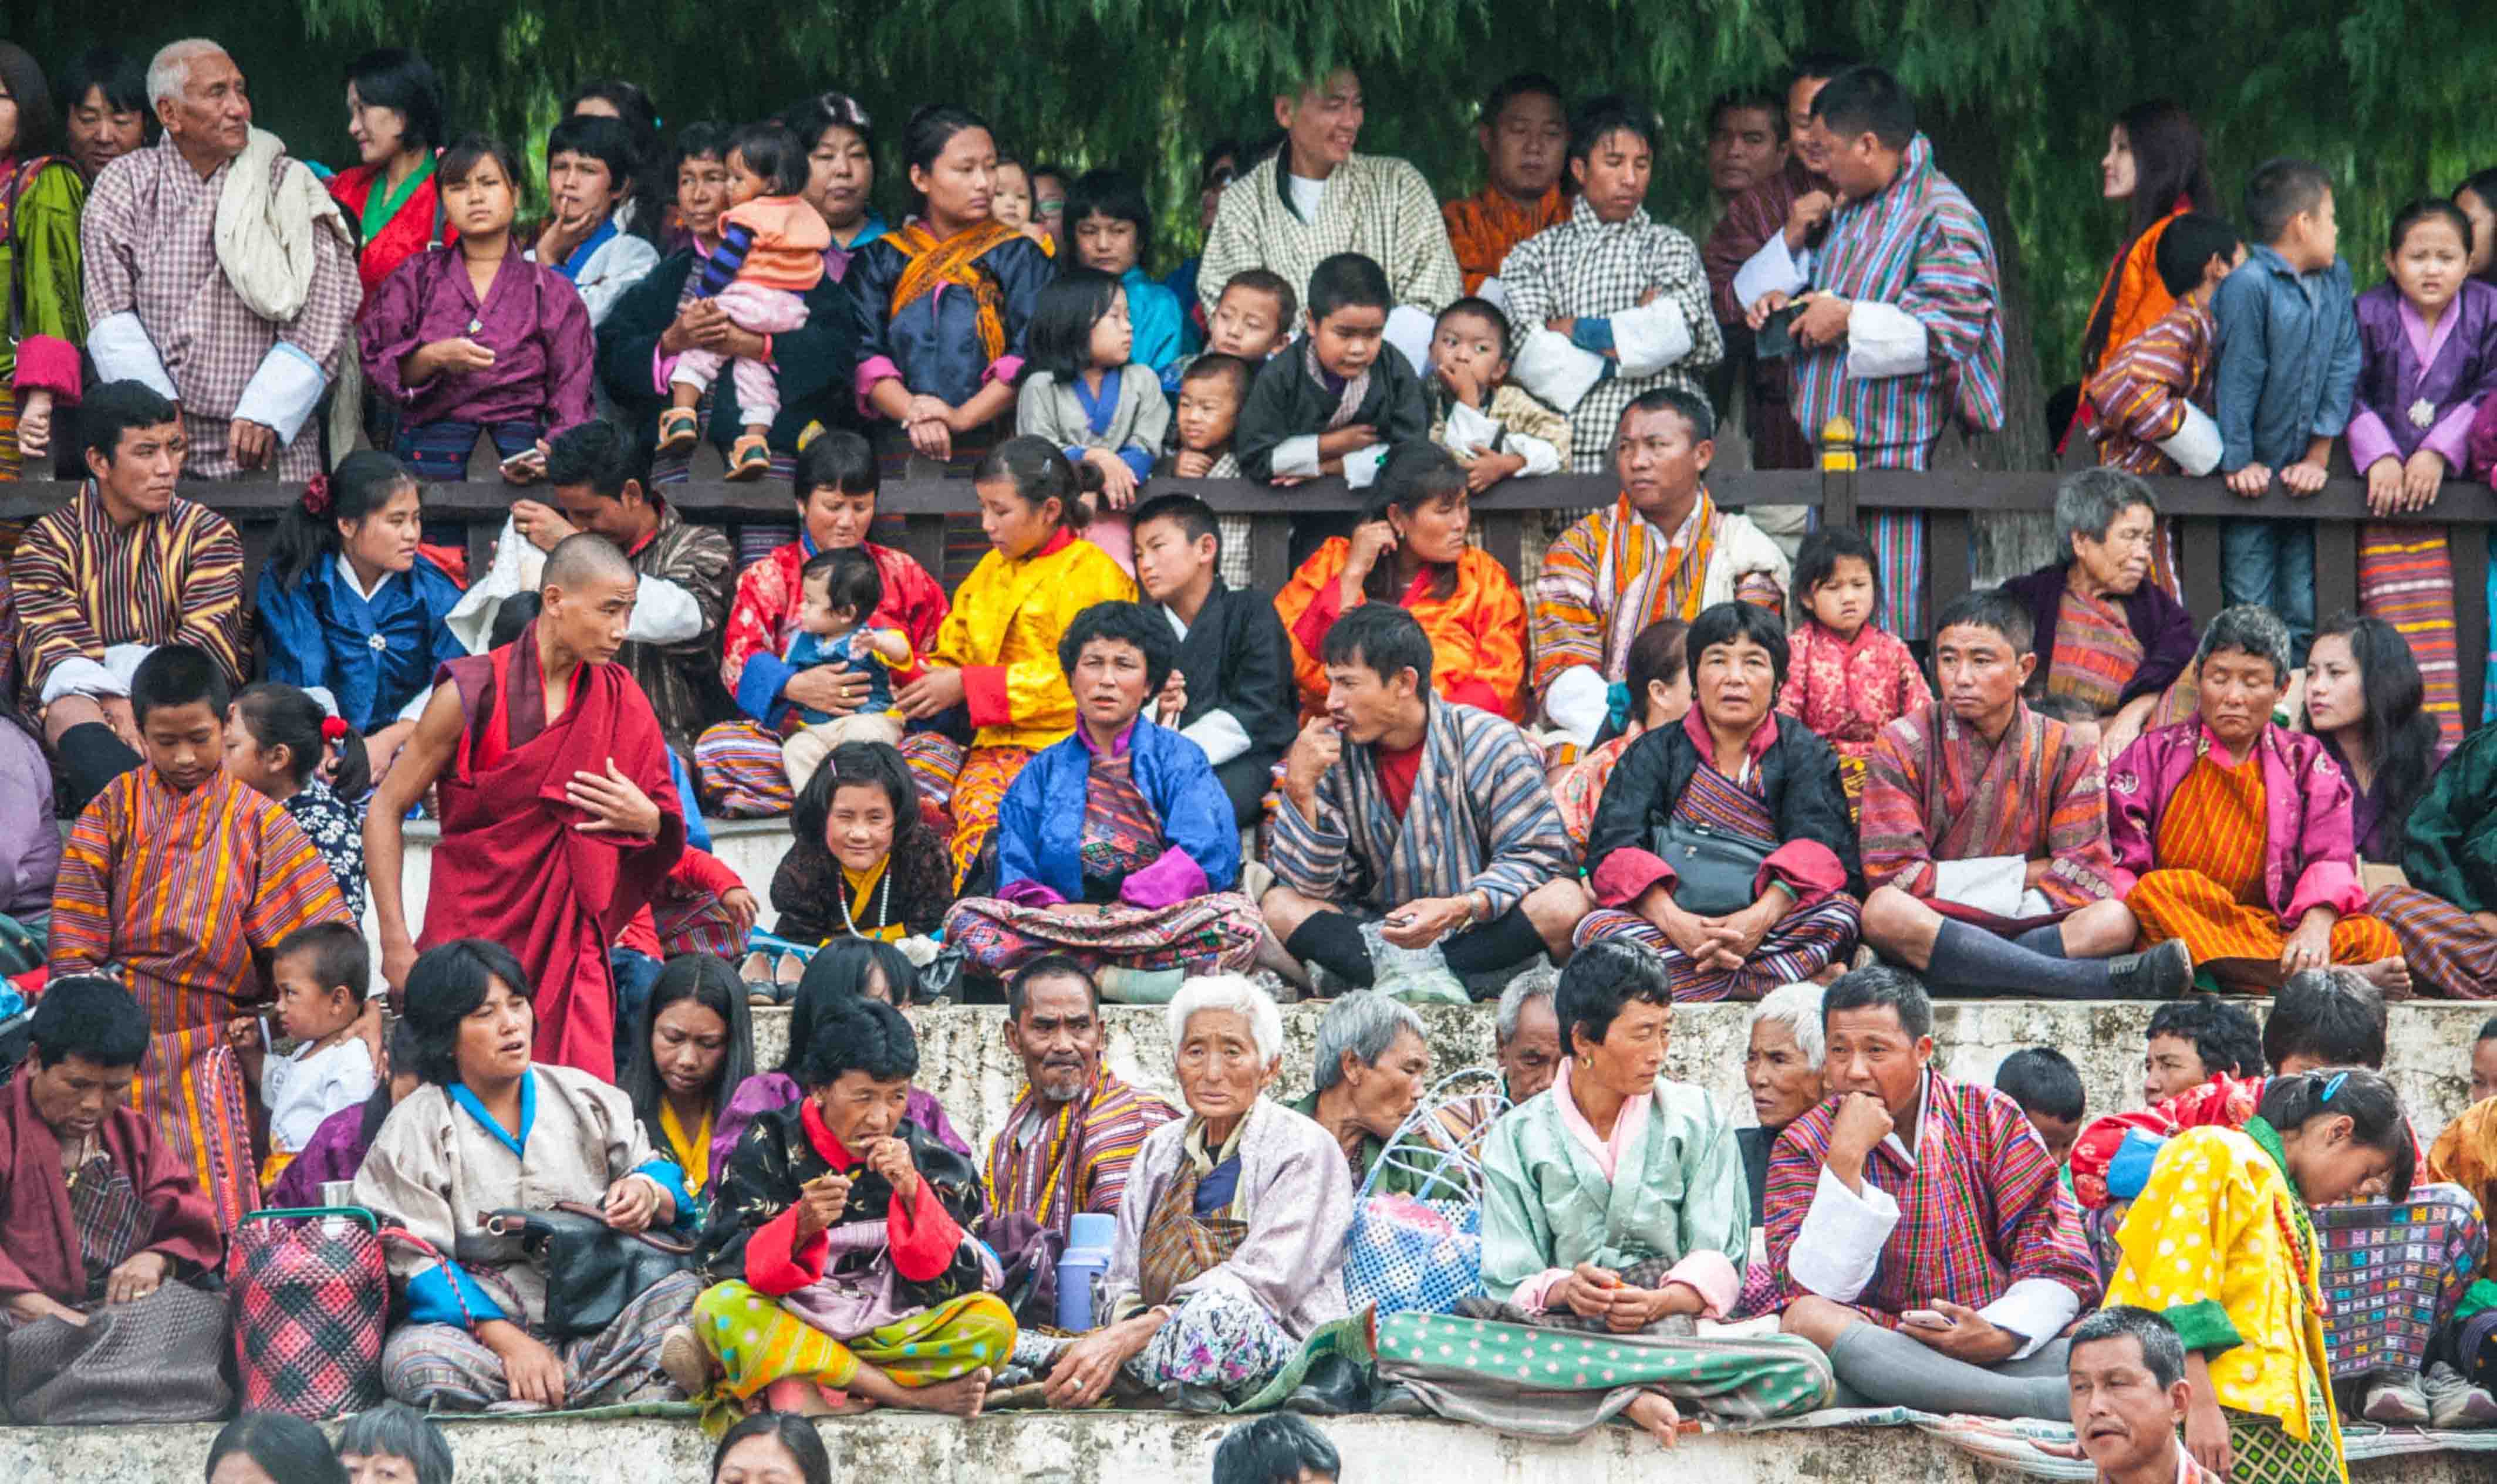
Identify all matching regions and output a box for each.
[656,121,831,479]
[781,547,911,789]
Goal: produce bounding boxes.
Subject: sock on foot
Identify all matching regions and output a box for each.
[1926,919,2110,1000]
[1283,911,1375,988]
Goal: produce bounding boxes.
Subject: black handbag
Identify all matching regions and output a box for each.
[485,1202,694,1340]
[1647,820,1773,917]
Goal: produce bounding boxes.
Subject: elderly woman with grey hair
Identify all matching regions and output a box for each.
[2002,468,2199,760]
[1038,975,1352,1411]
[2108,604,2408,993]
[1738,981,1825,1231]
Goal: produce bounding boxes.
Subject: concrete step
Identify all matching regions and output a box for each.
[6,1410,2487,1484]
[386,818,2488,1150]
[772,998,2490,1162]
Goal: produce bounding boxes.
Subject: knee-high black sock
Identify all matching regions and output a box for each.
[1442,905,1548,985]
[2011,923,2069,956]
[1926,919,2111,1000]
[54,721,141,814]
[1284,911,1374,988]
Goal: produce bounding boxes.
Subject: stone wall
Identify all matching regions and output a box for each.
[759,998,2493,1157]
[5,1412,2486,1484]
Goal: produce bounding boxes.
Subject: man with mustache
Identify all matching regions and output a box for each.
[980,955,1176,1324]
[2061,1308,2220,1484]
[81,39,359,481]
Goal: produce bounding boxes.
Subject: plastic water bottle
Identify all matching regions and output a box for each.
[1055,1212,1117,1331]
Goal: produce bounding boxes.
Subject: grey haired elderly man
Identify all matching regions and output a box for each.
[1493,969,1562,1103]
[1288,991,1440,1195]
[81,38,359,479]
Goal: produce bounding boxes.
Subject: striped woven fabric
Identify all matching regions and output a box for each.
[2358,522,2462,745]
[392,418,539,481]
[2043,585,2142,716]
[692,718,795,818]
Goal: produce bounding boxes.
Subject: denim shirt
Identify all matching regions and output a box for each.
[2213,245,2360,471]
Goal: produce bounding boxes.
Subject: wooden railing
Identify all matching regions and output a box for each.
[7,423,2483,721]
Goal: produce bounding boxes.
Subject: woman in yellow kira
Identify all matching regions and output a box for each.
[892,435,1135,885]
[2103,1069,2416,1484]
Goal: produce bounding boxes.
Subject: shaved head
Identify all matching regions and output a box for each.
[543,532,636,591]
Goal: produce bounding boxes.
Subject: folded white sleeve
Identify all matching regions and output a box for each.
[100,644,158,692]
[1543,664,1612,749]
[1181,708,1254,769]
[1929,856,2029,920]
[1270,434,1322,479]
[1507,431,1563,477]
[1382,305,1437,380]
[394,685,436,726]
[2155,401,2224,476]
[40,657,127,706]
[301,686,343,720]
[1342,444,1389,489]
[1511,327,1606,414]
[232,342,330,444]
[86,311,180,402]
[1845,302,1931,380]
[1438,400,1502,459]
[1787,1165,1901,1303]
[627,576,705,645]
[1611,299,1698,379]
[1977,1279,2083,1360]
[1733,235,1811,310]
[1474,277,1511,316]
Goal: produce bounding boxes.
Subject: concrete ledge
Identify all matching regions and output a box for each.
[4,1412,2488,1484]
[758,999,2493,1160]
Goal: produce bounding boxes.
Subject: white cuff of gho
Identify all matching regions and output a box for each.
[1844,302,1931,379]
[233,341,330,444]
[2155,402,2223,476]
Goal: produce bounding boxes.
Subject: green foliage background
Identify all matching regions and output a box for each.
[21,0,2491,465]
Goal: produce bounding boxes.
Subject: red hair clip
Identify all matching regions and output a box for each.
[320,716,349,743]
[302,475,333,518]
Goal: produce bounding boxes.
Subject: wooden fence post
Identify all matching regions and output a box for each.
[1819,416,1857,533]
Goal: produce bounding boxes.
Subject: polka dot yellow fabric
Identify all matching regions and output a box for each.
[2103,1126,2343,1475]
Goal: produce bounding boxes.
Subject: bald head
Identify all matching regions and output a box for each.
[544,532,636,591]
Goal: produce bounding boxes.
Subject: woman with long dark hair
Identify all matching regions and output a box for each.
[2077,99,2217,378]
[762,740,954,962]
[2305,611,2445,867]
[255,451,463,780]
[619,953,755,1213]
[0,42,83,480]
[1273,441,1528,721]
[328,49,453,301]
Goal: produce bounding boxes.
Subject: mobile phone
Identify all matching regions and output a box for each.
[500,447,546,476]
[1754,301,1806,360]
[1901,1308,1951,1330]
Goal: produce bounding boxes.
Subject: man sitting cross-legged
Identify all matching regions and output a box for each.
[1857,587,2191,1000]
[1769,965,2099,1421]
[1260,603,1588,997]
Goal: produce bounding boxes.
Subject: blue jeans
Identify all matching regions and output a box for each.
[2220,519,2316,664]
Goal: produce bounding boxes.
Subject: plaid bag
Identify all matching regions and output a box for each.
[229,1206,388,1419]
[1344,1069,1508,1319]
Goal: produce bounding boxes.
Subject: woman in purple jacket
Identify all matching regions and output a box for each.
[2003,468,2198,760]
[359,134,596,480]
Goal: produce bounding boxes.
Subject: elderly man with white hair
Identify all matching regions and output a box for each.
[1494,969,1563,1103]
[80,38,359,479]
[1038,975,1354,1412]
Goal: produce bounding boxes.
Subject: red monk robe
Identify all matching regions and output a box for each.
[0,1073,224,1309]
[423,621,686,1080]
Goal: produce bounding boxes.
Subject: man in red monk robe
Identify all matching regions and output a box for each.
[367,535,686,1080]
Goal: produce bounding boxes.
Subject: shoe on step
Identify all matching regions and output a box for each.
[2108,938,2193,1000]
[2363,1377,2432,1425]
[2425,1361,2497,1428]
[658,1322,712,1397]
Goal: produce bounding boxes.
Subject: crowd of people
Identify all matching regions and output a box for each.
[6,31,2497,1482]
